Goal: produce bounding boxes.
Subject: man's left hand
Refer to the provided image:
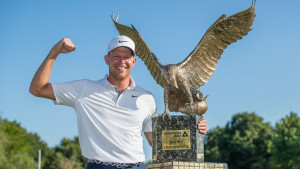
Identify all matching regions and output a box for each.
[197,115,207,135]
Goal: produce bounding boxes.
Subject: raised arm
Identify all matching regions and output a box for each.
[29,38,77,100]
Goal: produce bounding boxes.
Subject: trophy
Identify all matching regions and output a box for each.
[112,0,256,168]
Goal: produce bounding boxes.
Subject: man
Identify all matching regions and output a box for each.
[29,36,207,169]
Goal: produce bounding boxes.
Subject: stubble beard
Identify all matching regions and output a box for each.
[109,66,131,82]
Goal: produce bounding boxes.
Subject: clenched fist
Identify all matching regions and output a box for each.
[52,38,77,54]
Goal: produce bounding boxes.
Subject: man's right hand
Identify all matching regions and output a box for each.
[29,38,77,100]
[52,38,77,55]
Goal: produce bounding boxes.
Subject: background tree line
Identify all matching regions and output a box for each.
[0,112,299,169]
[205,112,300,169]
[0,117,86,169]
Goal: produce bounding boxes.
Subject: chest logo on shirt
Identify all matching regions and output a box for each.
[131,95,138,98]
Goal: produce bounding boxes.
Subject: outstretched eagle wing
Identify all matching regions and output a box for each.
[178,1,256,90]
[112,15,165,87]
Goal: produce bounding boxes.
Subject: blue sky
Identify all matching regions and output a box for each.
[0,0,299,162]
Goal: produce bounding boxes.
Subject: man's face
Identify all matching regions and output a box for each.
[105,47,136,82]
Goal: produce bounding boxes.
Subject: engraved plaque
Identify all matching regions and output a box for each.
[152,115,204,163]
[162,130,191,150]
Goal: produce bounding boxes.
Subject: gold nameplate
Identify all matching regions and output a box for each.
[162,130,191,150]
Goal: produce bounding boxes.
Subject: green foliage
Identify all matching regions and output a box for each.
[54,152,84,169]
[205,112,273,169]
[0,119,9,169]
[145,160,152,164]
[54,137,86,169]
[0,117,53,169]
[204,126,224,162]
[269,112,300,169]
[0,118,54,169]
[2,112,300,169]
[0,117,86,169]
[3,151,36,169]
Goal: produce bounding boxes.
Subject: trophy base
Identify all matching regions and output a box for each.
[151,115,228,168]
[146,161,228,169]
[152,115,204,163]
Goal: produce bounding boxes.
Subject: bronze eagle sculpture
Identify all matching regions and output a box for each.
[112,0,256,119]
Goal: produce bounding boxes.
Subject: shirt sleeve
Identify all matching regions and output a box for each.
[52,80,87,108]
[142,95,157,132]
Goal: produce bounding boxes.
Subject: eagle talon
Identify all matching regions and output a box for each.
[157,112,172,121]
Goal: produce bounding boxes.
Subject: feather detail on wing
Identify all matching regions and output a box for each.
[112,15,165,87]
[179,0,256,89]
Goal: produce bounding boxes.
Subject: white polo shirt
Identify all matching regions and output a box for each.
[52,75,156,163]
